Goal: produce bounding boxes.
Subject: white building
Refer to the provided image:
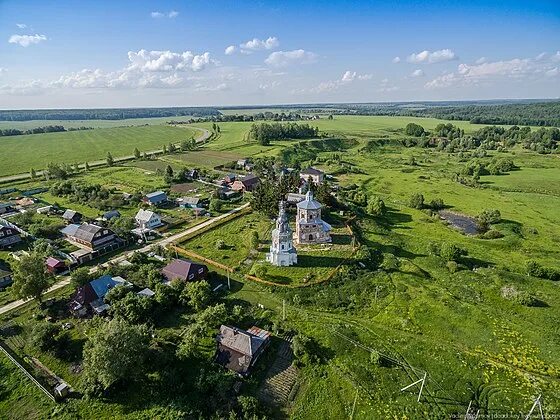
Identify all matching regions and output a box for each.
[295,191,331,244]
[266,201,297,267]
[300,167,325,185]
[135,209,162,230]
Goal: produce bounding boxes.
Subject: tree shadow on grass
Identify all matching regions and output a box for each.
[295,254,346,269]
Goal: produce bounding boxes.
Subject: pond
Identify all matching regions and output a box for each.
[439,210,480,235]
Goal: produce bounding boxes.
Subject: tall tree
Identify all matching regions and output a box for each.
[12,252,53,304]
[106,152,114,167]
[134,148,141,159]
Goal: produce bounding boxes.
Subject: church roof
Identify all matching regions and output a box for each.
[296,191,322,210]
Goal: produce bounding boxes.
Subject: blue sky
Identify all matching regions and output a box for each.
[0,0,559,108]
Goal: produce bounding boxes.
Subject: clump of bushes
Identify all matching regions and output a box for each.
[526,261,560,281]
[501,285,539,307]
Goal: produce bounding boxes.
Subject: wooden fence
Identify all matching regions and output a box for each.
[170,245,234,273]
[0,340,56,402]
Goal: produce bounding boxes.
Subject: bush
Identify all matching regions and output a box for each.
[404,123,425,137]
[292,334,322,366]
[446,261,459,273]
[429,198,444,210]
[477,209,501,226]
[215,239,226,250]
[526,260,560,281]
[440,242,467,262]
[366,196,386,216]
[408,193,424,209]
[482,229,504,239]
[427,241,440,256]
[29,322,62,352]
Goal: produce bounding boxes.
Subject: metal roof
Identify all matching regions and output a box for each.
[296,191,322,210]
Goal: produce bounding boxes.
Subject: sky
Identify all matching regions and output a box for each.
[0,0,559,109]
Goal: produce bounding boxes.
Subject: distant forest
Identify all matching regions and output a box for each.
[1,101,559,127]
[0,107,220,121]
[223,100,560,127]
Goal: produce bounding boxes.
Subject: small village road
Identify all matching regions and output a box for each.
[0,202,249,316]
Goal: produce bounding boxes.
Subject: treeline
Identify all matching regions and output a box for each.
[304,101,560,127]
[0,107,220,122]
[169,111,321,125]
[402,122,559,154]
[248,122,319,145]
[0,125,94,137]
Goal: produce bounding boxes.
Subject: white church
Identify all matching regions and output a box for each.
[266,201,298,267]
[295,191,332,245]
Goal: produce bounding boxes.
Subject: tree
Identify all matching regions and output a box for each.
[134,148,141,159]
[209,199,223,212]
[162,144,168,154]
[408,193,424,209]
[29,322,62,352]
[253,263,268,279]
[70,267,92,288]
[30,168,37,179]
[182,280,212,311]
[106,152,114,167]
[85,161,90,171]
[215,239,226,250]
[82,318,150,395]
[367,196,386,216]
[404,123,425,137]
[12,252,53,304]
[165,164,174,182]
[250,231,259,250]
[440,242,467,262]
[429,198,445,210]
[477,209,501,226]
[109,291,154,324]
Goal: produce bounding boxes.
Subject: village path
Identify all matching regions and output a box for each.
[0,202,249,317]
[0,127,211,184]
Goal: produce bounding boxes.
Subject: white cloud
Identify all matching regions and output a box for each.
[265,49,317,67]
[0,68,6,74]
[407,49,457,64]
[392,56,401,63]
[240,36,279,51]
[16,23,27,29]
[48,49,215,90]
[341,70,356,82]
[545,67,559,77]
[8,34,47,47]
[552,51,560,62]
[305,70,372,93]
[151,11,179,18]
[475,57,487,64]
[194,83,228,92]
[225,45,236,55]
[425,54,560,89]
[0,80,44,95]
[535,52,547,61]
[411,69,425,77]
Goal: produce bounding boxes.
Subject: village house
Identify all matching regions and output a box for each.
[0,268,12,289]
[161,258,208,282]
[102,210,121,221]
[286,192,306,205]
[45,257,67,274]
[36,205,54,215]
[300,167,325,185]
[143,191,168,206]
[69,274,131,317]
[15,197,35,209]
[224,173,237,184]
[62,210,82,224]
[135,209,163,230]
[0,203,15,216]
[177,196,208,209]
[232,174,260,193]
[295,191,332,244]
[61,223,122,264]
[0,223,22,249]
[215,325,271,376]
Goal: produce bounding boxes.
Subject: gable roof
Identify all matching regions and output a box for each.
[218,325,268,357]
[74,224,104,242]
[46,257,65,268]
[301,167,324,176]
[162,258,207,281]
[240,174,259,187]
[145,191,167,202]
[60,224,80,237]
[103,210,120,220]
[62,209,81,220]
[135,209,158,222]
[180,196,201,205]
[89,275,129,299]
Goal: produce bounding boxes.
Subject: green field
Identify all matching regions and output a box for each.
[0,125,199,177]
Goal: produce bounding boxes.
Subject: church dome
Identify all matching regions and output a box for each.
[296,191,322,210]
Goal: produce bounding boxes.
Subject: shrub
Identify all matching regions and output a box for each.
[366,196,386,217]
[427,241,440,256]
[215,239,226,250]
[477,209,501,226]
[29,322,62,352]
[446,261,459,273]
[440,242,467,262]
[408,193,424,209]
[429,198,445,210]
[482,229,504,239]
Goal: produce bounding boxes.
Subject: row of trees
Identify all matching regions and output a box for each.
[248,122,319,145]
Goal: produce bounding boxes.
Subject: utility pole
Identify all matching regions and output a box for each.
[400,372,427,403]
[283,299,286,320]
[227,271,231,290]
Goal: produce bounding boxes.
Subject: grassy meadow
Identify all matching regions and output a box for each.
[0,125,199,177]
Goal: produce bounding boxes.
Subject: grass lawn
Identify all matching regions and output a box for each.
[178,212,272,270]
[0,125,199,177]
